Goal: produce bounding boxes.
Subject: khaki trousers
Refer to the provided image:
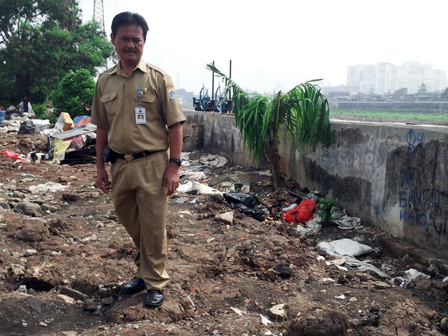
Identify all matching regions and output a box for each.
[111,150,170,290]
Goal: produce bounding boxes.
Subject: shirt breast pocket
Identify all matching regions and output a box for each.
[101,92,118,122]
[134,92,159,121]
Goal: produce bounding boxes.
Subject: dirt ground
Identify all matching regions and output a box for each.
[0,131,447,336]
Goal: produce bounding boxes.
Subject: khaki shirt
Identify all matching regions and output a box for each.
[91,59,186,154]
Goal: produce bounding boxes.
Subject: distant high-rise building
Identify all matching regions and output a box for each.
[347,62,446,94]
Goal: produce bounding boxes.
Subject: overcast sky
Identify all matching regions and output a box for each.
[79,0,447,94]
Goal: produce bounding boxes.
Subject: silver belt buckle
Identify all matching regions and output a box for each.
[124,154,134,161]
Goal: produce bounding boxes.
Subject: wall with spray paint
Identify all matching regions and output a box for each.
[184,111,448,255]
[282,121,448,256]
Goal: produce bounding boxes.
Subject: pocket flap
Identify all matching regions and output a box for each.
[101,92,117,103]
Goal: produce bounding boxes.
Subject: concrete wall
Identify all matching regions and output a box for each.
[183,111,448,256]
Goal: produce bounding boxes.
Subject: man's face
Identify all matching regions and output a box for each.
[111,24,145,66]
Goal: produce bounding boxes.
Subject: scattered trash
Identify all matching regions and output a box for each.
[2,149,20,159]
[230,307,244,316]
[17,119,50,135]
[260,314,272,326]
[331,207,361,229]
[268,304,287,319]
[443,276,448,283]
[282,203,297,212]
[215,211,234,225]
[54,112,74,132]
[177,181,193,193]
[316,239,373,257]
[223,192,267,221]
[28,182,69,193]
[335,294,346,300]
[283,199,316,223]
[296,215,322,236]
[343,256,388,278]
[175,197,189,204]
[185,171,207,182]
[393,268,431,288]
[192,182,223,196]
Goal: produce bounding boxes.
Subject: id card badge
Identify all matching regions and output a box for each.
[135,107,146,124]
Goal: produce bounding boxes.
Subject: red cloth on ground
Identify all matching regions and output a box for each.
[283,199,316,223]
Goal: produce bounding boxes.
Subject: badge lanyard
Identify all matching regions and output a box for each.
[135,88,146,124]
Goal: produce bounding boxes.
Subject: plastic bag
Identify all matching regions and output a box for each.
[283,199,316,223]
[3,149,20,159]
[224,192,267,221]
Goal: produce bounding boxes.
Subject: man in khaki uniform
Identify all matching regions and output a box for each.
[91,12,185,307]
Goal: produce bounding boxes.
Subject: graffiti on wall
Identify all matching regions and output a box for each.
[398,167,440,226]
[406,130,425,152]
[398,131,447,239]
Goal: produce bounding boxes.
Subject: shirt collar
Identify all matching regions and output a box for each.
[109,59,147,76]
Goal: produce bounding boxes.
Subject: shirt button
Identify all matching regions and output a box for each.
[124,127,127,130]
[125,95,129,98]
[125,111,128,114]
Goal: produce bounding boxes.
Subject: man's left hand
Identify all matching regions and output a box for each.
[163,164,180,196]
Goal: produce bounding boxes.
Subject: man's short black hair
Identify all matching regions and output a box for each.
[111,12,149,40]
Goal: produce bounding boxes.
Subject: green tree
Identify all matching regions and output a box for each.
[207,63,332,188]
[0,0,113,105]
[52,69,95,117]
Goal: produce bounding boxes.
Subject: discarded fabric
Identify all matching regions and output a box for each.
[316,238,373,257]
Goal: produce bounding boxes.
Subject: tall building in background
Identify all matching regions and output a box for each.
[347,62,446,94]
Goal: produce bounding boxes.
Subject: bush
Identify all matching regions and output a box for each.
[33,103,48,119]
[52,69,95,118]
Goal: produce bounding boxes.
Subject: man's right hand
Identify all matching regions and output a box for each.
[97,167,111,193]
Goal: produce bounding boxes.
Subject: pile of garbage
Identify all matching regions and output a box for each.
[175,153,269,221]
[1,112,97,165]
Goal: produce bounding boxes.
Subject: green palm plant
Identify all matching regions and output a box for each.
[206,63,332,188]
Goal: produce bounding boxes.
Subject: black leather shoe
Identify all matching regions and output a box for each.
[144,290,164,307]
[120,278,146,295]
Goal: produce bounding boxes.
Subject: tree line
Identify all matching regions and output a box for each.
[0,0,113,116]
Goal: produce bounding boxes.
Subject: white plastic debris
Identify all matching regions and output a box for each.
[28,182,69,193]
[192,182,223,195]
[344,256,388,278]
[394,268,431,287]
[331,208,361,229]
[282,203,297,212]
[316,238,373,257]
[176,181,193,193]
[296,215,322,236]
[443,276,448,283]
[260,314,272,326]
[335,294,346,300]
[269,304,287,319]
[230,307,243,316]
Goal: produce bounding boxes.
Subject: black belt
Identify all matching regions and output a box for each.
[116,150,161,162]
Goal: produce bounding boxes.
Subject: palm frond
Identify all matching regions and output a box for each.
[206,64,333,169]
